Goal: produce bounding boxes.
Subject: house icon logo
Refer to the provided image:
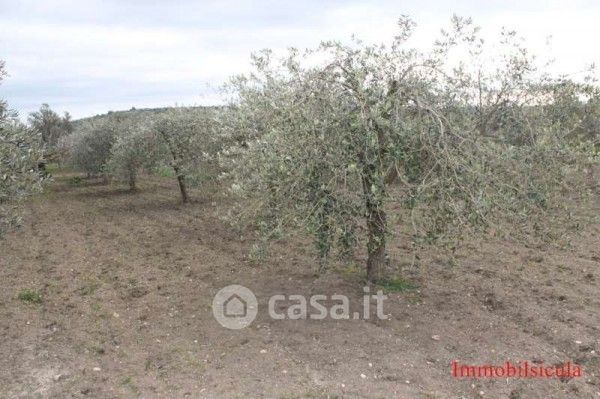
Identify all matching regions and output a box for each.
[223,293,247,318]
[212,285,258,329]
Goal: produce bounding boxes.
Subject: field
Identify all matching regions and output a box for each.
[0,172,598,398]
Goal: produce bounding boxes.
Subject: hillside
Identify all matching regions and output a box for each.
[72,105,222,129]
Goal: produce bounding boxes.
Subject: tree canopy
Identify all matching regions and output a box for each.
[223,16,596,281]
[0,61,45,235]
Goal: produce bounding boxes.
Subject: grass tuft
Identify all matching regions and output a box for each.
[69,176,83,185]
[375,277,418,293]
[17,289,42,303]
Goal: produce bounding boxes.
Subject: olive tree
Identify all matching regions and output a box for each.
[541,78,600,150]
[106,121,163,191]
[0,61,44,235]
[152,107,223,203]
[224,17,591,282]
[28,103,73,148]
[69,118,120,179]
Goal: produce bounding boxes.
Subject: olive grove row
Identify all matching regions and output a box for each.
[64,106,224,201]
[3,17,599,281]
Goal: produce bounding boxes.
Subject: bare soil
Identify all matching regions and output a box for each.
[0,173,598,398]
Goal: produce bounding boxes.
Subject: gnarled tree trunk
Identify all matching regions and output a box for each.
[361,160,387,283]
[174,166,189,203]
[366,202,386,282]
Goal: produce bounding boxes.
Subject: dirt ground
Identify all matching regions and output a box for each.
[0,172,598,398]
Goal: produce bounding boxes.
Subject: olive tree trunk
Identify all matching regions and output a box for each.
[361,161,387,283]
[174,166,189,203]
[366,201,386,282]
[128,170,136,191]
[157,129,190,203]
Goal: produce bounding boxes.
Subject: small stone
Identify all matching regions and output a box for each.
[360,373,367,379]
[368,362,373,368]
[260,349,267,354]
[431,335,441,341]
[92,367,101,372]
[575,340,582,345]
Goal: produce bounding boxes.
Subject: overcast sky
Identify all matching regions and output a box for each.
[1,0,599,119]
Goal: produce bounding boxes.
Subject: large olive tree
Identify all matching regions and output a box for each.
[224,17,591,282]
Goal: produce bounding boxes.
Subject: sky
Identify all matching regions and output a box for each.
[1,0,599,120]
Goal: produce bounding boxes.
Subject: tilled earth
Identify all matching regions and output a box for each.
[0,174,598,398]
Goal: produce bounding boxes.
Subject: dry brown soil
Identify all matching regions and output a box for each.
[0,173,598,398]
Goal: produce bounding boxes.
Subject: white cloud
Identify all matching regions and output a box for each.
[0,0,598,119]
